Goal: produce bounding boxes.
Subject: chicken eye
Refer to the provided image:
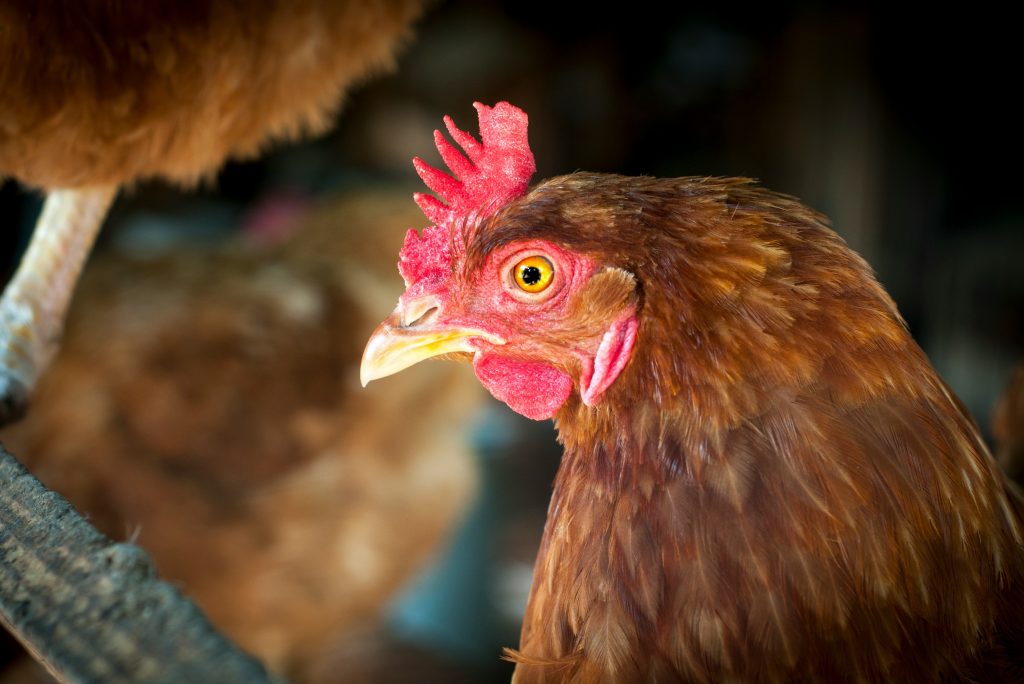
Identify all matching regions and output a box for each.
[512,256,554,293]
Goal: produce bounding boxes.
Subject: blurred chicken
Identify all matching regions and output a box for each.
[0,187,483,682]
[0,0,424,420]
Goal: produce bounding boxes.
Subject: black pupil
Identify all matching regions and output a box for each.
[521,265,542,285]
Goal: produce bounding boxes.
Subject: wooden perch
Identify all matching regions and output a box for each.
[0,444,279,683]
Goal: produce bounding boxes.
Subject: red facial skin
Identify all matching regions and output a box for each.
[387,102,637,419]
[399,238,636,420]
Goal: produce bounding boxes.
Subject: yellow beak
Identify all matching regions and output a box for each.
[360,309,504,387]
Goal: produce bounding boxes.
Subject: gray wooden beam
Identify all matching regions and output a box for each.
[0,444,280,683]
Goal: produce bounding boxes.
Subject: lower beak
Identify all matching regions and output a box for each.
[360,311,503,387]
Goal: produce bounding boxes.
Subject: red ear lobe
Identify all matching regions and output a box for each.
[580,313,638,407]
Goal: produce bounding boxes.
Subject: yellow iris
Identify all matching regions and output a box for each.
[513,255,554,293]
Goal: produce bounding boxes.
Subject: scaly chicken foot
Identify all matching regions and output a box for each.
[0,186,117,424]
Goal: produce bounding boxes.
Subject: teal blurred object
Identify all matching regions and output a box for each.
[388,404,539,681]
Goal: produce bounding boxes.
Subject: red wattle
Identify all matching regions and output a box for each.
[473,354,572,421]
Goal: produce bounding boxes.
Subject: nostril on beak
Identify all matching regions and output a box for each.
[405,306,438,327]
[400,297,441,328]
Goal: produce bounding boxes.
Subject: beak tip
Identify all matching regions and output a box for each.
[358,357,377,388]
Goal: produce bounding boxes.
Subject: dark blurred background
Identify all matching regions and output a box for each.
[1,1,1021,682]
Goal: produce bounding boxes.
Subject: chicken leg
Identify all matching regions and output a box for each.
[0,186,117,423]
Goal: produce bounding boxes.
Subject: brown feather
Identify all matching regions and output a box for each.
[993,365,1024,483]
[467,173,1024,682]
[0,0,423,188]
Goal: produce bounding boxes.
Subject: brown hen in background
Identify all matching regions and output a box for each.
[0,188,483,682]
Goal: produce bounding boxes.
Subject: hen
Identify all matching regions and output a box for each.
[361,102,1024,682]
[0,189,482,682]
[0,0,423,419]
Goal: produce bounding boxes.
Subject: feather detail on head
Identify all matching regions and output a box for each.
[399,102,535,287]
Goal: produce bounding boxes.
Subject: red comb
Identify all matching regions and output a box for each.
[412,101,535,227]
[398,224,450,287]
[400,101,536,287]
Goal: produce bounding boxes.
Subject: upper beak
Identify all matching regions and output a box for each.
[360,298,503,387]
